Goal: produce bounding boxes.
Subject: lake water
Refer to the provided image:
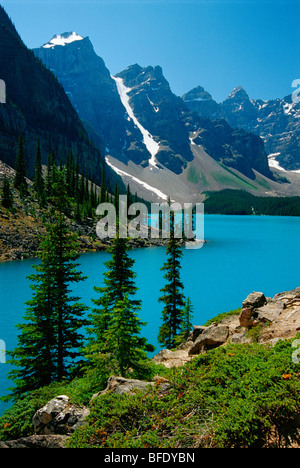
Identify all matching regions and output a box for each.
[0,214,300,415]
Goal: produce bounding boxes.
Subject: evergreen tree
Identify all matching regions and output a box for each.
[102,294,153,377]
[177,297,194,344]
[74,155,79,201]
[114,182,119,213]
[1,176,14,210]
[100,164,106,204]
[45,150,57,199]
[158,213,185,349]
[126,184,131,207]
[14,134,28,196]
[86,235,154,377]
[33,137,45,205]
[7,171,89,397]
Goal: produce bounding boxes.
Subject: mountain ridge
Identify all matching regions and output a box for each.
[183,84,300,172]
[32,31,296,203]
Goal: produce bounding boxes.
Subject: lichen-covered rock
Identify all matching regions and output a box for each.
[32,395,90,435]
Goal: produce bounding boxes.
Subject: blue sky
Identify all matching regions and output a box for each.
[1,0,299,102]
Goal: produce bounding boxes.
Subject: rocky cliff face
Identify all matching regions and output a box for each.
[0,7,120,189]
[115,64,194,174]
[34,34,140,165]
[183,85,300,171]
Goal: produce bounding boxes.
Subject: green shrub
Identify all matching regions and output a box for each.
[69,336,300,448]
[1,335,300,448]
[204,308,242,326]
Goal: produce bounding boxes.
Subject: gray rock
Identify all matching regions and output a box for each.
[240,291,267,328]
[92,376,154,400]
[256,302,284,322]
[32,395,90,435]
[0,435,69,449]
[190,325,206,342]
[242,291,266,309]
[188,324,229,355]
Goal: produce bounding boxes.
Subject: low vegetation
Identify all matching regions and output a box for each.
[1,330,299,448]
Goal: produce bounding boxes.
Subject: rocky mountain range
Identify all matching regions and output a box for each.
[183,85,300,172]
[33,32,300,204]
[0,10,298,204]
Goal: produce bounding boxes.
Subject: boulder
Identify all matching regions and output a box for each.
[92,375,173,400]
[256,302,285,323]
[153,348,192,368]
[239,307,256,328]
[242,291,266,309]
[188,324,229,355]
[239,291,267,328]
[0,435,68,449]
[91,376,155,400]
[190,325,207,342]
[32,395,90,435]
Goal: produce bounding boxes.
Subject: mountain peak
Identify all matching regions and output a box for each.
[182,86,213,103]
[42,32,84,49]
[226,86,249,101]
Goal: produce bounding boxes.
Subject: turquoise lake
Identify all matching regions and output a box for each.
[0,214,300,415]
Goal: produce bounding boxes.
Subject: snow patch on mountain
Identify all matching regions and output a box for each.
[268,153,286,172]
[105,157,168,200]
[268,152,300,174]
[43,32,84,49]
[111,75,160,168]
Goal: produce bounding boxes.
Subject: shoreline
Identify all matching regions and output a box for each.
[0,236,206,264]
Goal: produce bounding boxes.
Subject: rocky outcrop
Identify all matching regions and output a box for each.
[188,324,230,355]
[92,376,155,399]
[0,435,68,449]
[92,375,172,400]
[156,286,300,368]
[239,291,267,327]
[32,395,90,436]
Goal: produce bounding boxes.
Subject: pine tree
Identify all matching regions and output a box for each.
[74,155,79,201]
[45,150,57,199]
[114,182,119,213]
[6,171,89,397]
[86,235,154,377]
[1,176,14,210]
[100,164,106,204]
[102,294,153,377]
[158,213,185,349]
[177,297,194,344]
[14,134,28,196]
[33,137,45,205]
